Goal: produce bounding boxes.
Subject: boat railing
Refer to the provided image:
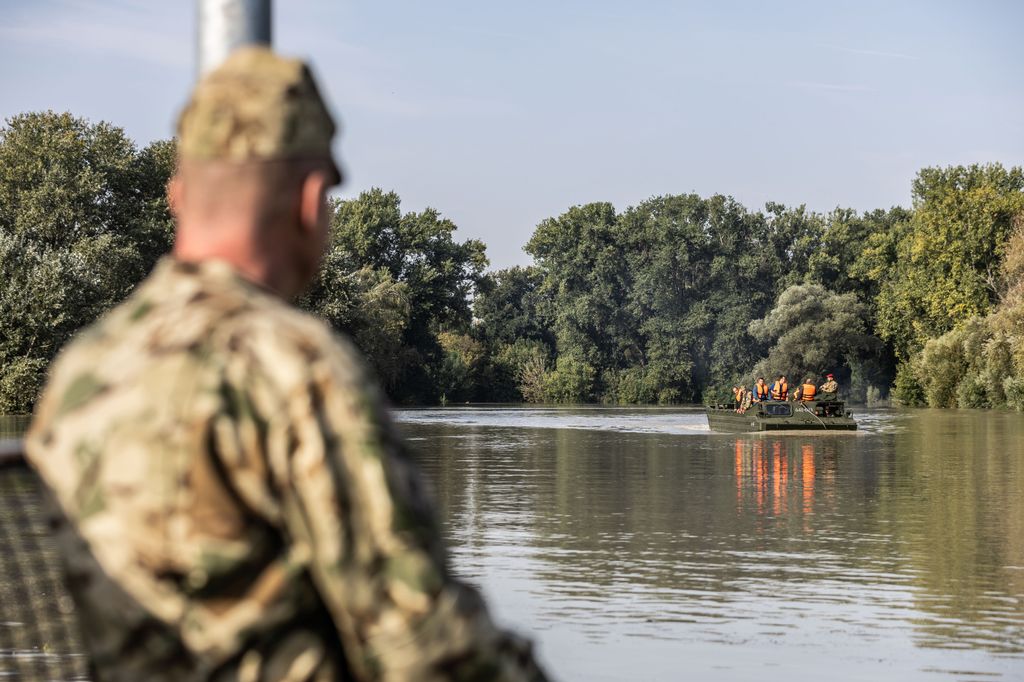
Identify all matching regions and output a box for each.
[708,399,846,416]
[0,437,90,678]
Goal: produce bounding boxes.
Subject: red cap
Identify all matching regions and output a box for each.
[826,373,834,378]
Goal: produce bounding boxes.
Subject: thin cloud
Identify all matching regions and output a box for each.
[788,81,873,93]
[332,71,515,120]
[449,25,534,44]
[0,2,187,68]
[817,43,918,61]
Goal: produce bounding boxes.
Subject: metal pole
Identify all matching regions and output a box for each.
[197,0,272,76]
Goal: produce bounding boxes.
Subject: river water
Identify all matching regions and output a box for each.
[395,407,1024,681]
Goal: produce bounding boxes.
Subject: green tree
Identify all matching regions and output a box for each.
[473,266,553,347]
[328,189,487,402]
[541,355,597,403]
[526,202,633,372]
[811,207,911,299]
[0,112,174,412]
[432,331,486,403]
[873,164,1024,361]
[471,266,556,402]
[747,283,880,395]
[298,248,411,391]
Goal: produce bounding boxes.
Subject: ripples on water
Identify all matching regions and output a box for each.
[397,407,1024,681]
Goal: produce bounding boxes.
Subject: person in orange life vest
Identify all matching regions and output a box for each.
[753,377,770,402]
[771,375,788,401]
[797,377,817,401]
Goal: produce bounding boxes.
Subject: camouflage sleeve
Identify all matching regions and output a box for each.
[244,332,550,682]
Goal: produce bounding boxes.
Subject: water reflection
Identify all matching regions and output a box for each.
[400,408,1024,681]
[732,438,847,522]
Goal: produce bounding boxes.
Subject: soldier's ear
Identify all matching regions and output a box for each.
[298,169,329,236]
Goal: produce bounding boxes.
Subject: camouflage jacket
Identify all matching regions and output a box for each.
[26,258,549,682]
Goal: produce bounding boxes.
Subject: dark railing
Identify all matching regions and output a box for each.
[0,439,25,469]
[1,416,31,468]
[0,434,90,680]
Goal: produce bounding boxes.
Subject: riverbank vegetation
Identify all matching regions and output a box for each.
[2,111,1023,410]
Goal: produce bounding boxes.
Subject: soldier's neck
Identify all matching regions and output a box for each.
[173,221,300,299]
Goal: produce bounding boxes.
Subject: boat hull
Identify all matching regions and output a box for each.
[706,401,857,432]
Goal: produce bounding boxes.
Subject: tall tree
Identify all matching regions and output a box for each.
[872,164,1024,360]
[526,202,631,378]
[748,283,880,390]
[0,112,174,412]
[327,189,487,402]
[473,266,552,348]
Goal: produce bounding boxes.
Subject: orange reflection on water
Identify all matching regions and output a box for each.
[734,440,744,507]
[733,439,817,523]
[802,444,815,515]
[753,440,765,511]
[773,441,787,516]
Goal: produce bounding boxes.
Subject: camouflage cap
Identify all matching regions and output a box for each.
[177,46,341,183]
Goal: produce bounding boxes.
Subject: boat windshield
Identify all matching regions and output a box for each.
[762,403,792,417]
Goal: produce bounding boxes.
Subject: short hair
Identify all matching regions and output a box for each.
[178,157,332,227]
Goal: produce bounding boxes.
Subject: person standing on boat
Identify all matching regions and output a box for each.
[771,375,788,401]
[819,373,839,400]
[797,377,818,401]
[753,377,770,402]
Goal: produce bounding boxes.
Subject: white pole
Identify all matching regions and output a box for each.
[197,0,272,76]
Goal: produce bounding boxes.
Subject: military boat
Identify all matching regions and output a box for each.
[705,399,857,432]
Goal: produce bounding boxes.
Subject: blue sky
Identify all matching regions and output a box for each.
[2,0,1022,269]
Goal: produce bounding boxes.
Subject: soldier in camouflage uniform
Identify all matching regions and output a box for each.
[26,47,550,682]
[819,373,839,400]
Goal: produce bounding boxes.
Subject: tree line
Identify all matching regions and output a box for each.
[2,111,1023,412]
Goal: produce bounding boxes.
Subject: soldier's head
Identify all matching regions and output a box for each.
[170,47,342,297]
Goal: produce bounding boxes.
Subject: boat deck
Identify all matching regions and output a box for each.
[706,400,857,432]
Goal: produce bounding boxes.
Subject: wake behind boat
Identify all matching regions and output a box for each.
[705,399,857,432]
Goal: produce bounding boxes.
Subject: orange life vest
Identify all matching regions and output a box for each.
[755,383,770,400]
[800,383,817,401]
[771,380,788,400]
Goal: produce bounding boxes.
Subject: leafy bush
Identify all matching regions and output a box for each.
[542,356,596,403]
[956,373,988,408]
[517,353,549,403]
[1004,376,1024,411]
[919,331,968,407]
[489,340,549,403]
[0,357,47,415]
[892,361,925,407]
[982,333,1013,406]
[602,367,654,404]
[432,332,485,403]
[657,387,682,405]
